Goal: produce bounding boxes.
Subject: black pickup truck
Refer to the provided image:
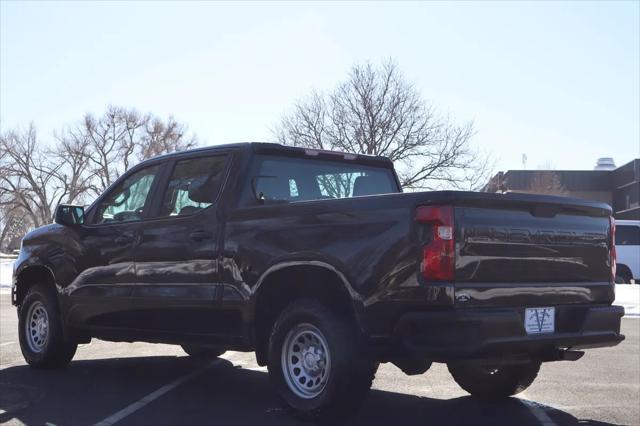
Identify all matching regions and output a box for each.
[12,142,624,419]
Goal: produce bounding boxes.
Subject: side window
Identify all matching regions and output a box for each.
[616,225,640,246]
[93,165,160,224]
[158,155,227,217]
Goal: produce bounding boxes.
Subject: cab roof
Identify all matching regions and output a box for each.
[142,142,394,168]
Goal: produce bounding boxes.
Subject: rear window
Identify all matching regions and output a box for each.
[252,155,398,202]
[616,225,640,246]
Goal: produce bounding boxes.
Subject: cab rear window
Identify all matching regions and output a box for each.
[252,155,398,202]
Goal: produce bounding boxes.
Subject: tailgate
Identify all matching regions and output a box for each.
[453,195,614,308]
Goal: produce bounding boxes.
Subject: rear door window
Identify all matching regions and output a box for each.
[158,155,227,217]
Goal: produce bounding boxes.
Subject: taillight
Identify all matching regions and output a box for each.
[610,216,616,284]
[416,205,455,282]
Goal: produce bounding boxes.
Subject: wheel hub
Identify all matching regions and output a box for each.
[281,323,331,399]
[302,346,324,374]
[25,301,49,353]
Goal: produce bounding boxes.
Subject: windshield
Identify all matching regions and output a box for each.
[252,155,399,202]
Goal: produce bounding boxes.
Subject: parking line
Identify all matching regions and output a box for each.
[0,341,15,346]
[93,359,221,426]
[518,396,557,426]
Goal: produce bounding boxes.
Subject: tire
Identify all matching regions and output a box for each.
[448,359,541,399]
[616,266,632,284]
[267,299,378,421]
[181,344,225,358]
[18,284,77,369]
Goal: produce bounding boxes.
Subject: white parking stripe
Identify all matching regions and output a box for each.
[518,396,557,426]
[93,359,221,426]
[0,341,15,346]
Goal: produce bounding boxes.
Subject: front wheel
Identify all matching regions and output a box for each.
[18,284,77,369]
[448,359,541,399]
[267,299,378,421]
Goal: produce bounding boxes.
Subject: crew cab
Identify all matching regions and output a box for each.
[12,143,625,420]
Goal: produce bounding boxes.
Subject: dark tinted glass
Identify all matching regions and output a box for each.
[158,156,227,217]
[616,225,640,246]
[253,155,398,202]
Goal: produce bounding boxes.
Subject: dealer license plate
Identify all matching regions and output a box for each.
[524,307,555,335]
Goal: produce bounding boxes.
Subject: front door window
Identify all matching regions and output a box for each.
[93,165,160,224]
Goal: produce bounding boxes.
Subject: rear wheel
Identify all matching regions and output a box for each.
[267,299,378,421]
[181,344,225,358]
[448,359,541,399]
[18,284,77,369]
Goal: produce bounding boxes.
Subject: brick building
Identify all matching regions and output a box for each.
[483,158,640,220]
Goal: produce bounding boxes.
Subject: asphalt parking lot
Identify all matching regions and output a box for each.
[0,294,638,426]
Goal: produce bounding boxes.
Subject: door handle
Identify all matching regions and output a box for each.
[189,230,212,241]
[115,234,134,246]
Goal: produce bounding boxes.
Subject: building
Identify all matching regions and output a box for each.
[483,158,640,220]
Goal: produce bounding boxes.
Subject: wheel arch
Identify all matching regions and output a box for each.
[14,263,57,306]
[616,263,633,283]
[251,261,365,366]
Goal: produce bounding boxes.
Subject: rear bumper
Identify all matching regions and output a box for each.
[394,304,625,362]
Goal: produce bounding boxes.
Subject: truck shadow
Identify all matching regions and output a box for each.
[0,356,622,426]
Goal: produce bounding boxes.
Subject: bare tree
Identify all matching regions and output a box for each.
[66,106,197,195]
[51,129,96,206]
[528,171,568,196]
[0,106,198,250]
[0,205,31,252]
[139,115,196,161]
[481,170,568,196]
[0,124,68,228]
[275,60,493,190]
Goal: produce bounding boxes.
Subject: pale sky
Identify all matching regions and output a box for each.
[1,1,639,173]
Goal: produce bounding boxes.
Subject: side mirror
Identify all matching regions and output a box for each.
[54,204,85,226]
